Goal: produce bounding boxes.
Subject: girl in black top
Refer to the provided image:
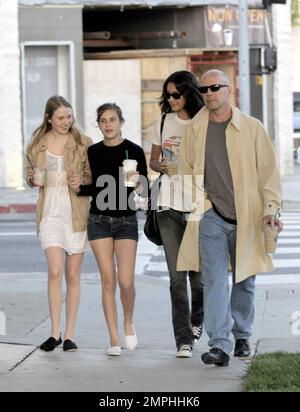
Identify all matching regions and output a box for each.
[83,103,147,356]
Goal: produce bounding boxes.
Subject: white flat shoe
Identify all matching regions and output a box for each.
[125,327,138,351]
[106,346,121,356]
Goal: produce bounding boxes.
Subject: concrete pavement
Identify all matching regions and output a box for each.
[0,273,247,392]
[0,166,300,392]
[0,263,300,392]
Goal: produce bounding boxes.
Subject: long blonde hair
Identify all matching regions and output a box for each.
[27,95,83,152]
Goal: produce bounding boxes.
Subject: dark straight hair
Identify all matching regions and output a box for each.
[96,103,125,123]
[160,70,204,118]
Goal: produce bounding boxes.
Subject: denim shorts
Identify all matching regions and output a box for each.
[87,214,138,241]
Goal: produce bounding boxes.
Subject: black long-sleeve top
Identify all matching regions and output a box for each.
[79,139,148,217]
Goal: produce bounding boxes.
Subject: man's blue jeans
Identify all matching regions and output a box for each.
[199,208,255,355]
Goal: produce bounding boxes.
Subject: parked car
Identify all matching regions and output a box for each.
[294,92,300,132]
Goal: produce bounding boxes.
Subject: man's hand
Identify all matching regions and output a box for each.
[263,214,284,232]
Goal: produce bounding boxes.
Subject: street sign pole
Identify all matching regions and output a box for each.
[238,0,251,114]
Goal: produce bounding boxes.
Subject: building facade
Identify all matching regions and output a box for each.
[0,0,294,187]
[0,0,22,187]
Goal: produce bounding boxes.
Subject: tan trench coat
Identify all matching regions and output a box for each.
[177,106,282,283]
[26,134,92,233]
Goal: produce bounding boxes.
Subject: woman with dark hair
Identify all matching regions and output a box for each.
[149,70,204,358]
[81,103,148,356]
[26,95,92,352]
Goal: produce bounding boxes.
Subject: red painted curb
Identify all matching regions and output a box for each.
[0,204,36,213]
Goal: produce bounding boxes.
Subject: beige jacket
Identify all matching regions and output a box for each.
[26,134,92,232]
[177,106,282,282]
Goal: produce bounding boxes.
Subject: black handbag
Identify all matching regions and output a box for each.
[143,113,166,246]
[144,175,163,245]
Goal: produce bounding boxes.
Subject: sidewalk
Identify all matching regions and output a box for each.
[0,269,299,392]
[0,274,243,392]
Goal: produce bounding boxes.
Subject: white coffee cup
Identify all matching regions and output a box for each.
[263,224,278,256]
[123,159,138,187]
[223,29,233,47]
[33,168,45,187]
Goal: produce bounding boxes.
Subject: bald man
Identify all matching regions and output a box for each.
[179,70,283,366]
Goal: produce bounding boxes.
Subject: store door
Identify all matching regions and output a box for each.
[21,44,73,145]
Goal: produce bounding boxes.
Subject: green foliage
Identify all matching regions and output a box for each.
[292,0,300,25]
[244,352,300,392]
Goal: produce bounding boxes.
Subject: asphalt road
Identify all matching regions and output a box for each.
[0,218,99,273]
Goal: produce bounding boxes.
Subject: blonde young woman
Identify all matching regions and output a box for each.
[26,95,92,352]
[80,103,148,356]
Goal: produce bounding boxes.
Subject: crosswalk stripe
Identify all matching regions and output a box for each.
[146,259,300,272]
[276,247,300,254]
[159,274,300,285]
[278,238,300,244]
[0,232,36,236]
[140,212,300,284]
[279,232,300,237]
[281,225,300,229]
[281,212,300,215]
[272,259,300,267]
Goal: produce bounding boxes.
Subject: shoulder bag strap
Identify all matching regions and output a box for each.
[160,112,166,151]
[156,112,167,201]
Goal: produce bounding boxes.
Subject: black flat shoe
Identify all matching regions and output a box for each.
[234,339,251,357]
[201,348,230,367]
[39,336,62,352]
[63,339,78,352]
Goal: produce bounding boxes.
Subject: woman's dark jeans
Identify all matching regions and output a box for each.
[156,209,203,349]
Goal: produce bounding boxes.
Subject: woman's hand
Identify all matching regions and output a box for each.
[131,171,140,187]
[68,174,83,192]
[27,169,35,185]
[150,144,168,174]
[83,175,92,185]
[160,158,169,174]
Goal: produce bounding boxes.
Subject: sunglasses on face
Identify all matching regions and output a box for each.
[165,91,183,100]
[199,84,228,94]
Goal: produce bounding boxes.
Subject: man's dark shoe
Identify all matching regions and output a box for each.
[201,348,230,367]
[234,339,250,357]
[63,339,78,352]
[39,336,62,352]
